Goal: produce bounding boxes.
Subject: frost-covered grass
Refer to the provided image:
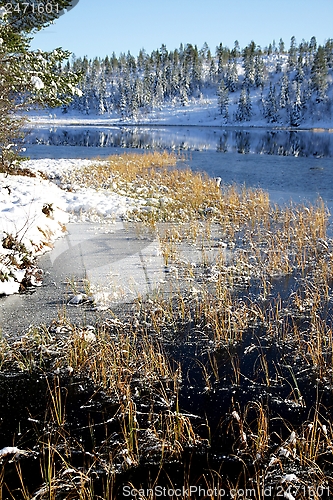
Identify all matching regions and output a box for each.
[2,152,333,496]
[61,152,271,226]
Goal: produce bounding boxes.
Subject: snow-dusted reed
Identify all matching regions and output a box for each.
[1,152,333,497]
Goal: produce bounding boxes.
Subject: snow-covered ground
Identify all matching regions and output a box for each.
[27,97,232,128]
[26,88,333,131]
[0,159,142,295]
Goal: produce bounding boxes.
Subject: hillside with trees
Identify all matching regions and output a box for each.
[58,37,333,127]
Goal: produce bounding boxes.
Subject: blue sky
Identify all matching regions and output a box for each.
[30,0,333,59]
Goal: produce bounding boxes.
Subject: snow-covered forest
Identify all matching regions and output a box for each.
[57,37,333,126]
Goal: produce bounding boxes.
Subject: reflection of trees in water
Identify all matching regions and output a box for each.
[257,131,283,155]
[255,131,333,157]
[288,132,301,157]
[216,132,228,152]
[25,128,333,157]
[30,128,170,150]
[235,131,250,154]
[255,131,301,156]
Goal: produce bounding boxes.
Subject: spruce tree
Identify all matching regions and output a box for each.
[225,61,238,92]
[290,83,303,126]
[216,80,229,120]
[294,56,304,84]
[279,38,285,54]
[254,54,265,88]
[236,86,252,121]
[288,36,297,70]
[243,43,255,88]
[0,1,81,171]
[311,46,328,102]
[279,73,290,109]
[265,83,279,123]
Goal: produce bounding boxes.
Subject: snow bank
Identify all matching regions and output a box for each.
[0,158,140,295]
[0,172,69,294]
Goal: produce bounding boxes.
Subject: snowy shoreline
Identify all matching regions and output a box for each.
[25,107,333,132]
[0,158,142,296]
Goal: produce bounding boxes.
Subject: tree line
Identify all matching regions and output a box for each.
[62,36,333,126]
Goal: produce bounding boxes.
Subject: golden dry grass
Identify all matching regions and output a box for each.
[61,151,270,225]
[1,153,333,498]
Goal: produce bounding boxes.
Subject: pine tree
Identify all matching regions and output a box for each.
[0,2,81,171]
[191,48,202,93]
[279,73,290,109]
[143,64,154,107]
[216,43,229,75]
[279,38,285,54]
[298,40,308,65]
[170,68,180,99]
[236,86,252,121]
[119,79,130,116]
[265,83,279,123]
[137,48,146,71]
[154,73,164,106]
[231,40,240,59]
[294,56,304,84]
[200,42,210,60]
[288,36,297,70]
[110,52,119,71]
[104,55,112,77]
[324,39,333,68]
[98,76,106,115]
[164,64,172,99]
[254,54,265,88]
[275,60,282,73]
[180,86,189,106]
[290,83,303,126]
[309,36,317,57]
[225,61,238,91]
[129,85,139,118]
[243,43,255,87]
[3,0,74,32]
[216,80,229,120]
[311,46,328,102]
[179,68,191,106]
[209,59,217,83]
